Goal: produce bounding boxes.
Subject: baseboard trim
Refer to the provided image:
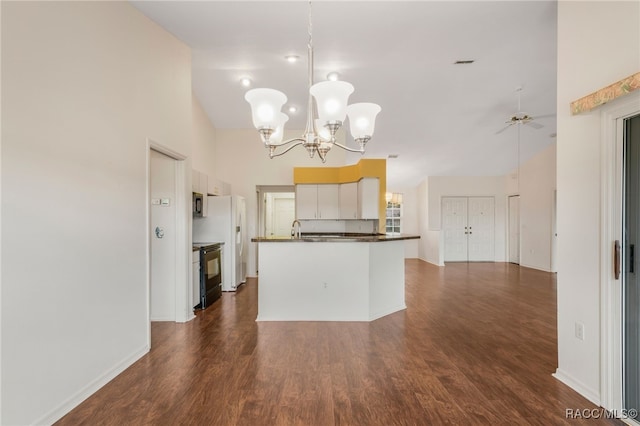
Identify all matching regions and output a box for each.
[369,304,407,321]
[418,256,444,267]
[519,263,553,273]
[553,368,601,406]
[34,344,150,425]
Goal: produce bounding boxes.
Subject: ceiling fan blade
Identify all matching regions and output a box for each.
[533,113,556,120]
[525,121,544,130]
[496,123,514,134]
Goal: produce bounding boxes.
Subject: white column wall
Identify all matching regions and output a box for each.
[519,143,557,272]
[556,0,640,404]
[2,2,193,424]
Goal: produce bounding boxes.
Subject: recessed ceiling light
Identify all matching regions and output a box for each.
[285,55,299,63]
[288,106,297,113]
[454,60,475,65]
[327,72,340,81]
[388,154,399,159]
[241,78,252,87]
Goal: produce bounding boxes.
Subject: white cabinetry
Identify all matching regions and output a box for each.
[192,250,200,309]
[339,182,358,219]
[208,176,231,196]
[317,184,340,219]
[295,185,319,219]
[358,178,380,219]
[296,184,340,219]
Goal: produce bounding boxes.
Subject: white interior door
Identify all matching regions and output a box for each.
[273,196,295,237]
[150,149,177,321]
[468,197,495,261]
[442,197,468,261]
[508,195,521,264]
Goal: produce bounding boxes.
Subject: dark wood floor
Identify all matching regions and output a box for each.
[57,261,619,425]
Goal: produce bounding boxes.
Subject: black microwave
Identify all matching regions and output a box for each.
[193,192,204,217]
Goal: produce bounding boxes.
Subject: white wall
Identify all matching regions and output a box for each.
[556,0,640,404]
[1,2,193,424]
[519,143,556,271]
[192,94,217,179]
[215,128,347,276]
[427,176,507,262]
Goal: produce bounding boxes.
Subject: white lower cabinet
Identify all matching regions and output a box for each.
[192,250,200,308]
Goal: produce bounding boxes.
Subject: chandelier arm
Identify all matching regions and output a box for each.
[333,142,365,153]
[269,141,305,158]
[266,137,306,148]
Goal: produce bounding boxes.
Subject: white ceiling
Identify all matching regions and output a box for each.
[131,1,557,188]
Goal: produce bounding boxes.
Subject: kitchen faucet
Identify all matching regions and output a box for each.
[291,219,301,239]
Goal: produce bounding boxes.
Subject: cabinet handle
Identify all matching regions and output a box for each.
[614,240,621,280]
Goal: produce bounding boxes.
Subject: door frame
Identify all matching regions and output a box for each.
[146,139,190,347]
[600,91,640,413]
[255,185,295,275]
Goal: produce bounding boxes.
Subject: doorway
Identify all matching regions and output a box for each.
[147,141,190,337]
[255,185,296,275]
[150,149,177,321]
[442,196,495,262]
[508,195,521,264]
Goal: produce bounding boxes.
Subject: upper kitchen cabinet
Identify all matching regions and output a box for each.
[295,184,318,219]
[295,184,340,220]
[358,178,380,219]
[339,182,358,219]
[317,184,340,219]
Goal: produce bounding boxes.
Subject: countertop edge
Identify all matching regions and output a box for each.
[251,234,420,243]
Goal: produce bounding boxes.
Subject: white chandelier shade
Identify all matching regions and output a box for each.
[346,103,382,140]
[269,113,290,144]
[244,88,288,129]
[309,81,354,125]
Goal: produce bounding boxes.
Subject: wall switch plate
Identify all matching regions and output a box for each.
[575,322,585,340]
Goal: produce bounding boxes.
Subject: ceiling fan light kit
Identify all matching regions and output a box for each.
[244,1,381,163]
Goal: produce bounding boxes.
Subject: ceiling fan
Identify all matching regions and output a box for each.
[496,87,552,134]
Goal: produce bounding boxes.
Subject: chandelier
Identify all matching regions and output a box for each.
[244,1,381,163]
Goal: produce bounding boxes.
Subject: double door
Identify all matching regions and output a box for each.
[442,197,495,262]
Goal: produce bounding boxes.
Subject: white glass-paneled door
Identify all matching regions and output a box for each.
[442,196,495,262]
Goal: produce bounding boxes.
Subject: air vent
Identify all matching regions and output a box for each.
[454,60,475,65]
[388,154,399,159]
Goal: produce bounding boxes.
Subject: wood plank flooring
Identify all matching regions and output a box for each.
[56,261,621,425]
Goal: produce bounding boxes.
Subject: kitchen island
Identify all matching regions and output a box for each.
[251,233,420,322]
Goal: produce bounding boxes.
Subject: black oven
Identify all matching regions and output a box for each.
[198,243,222,308]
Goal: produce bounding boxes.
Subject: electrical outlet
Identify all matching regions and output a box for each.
[575,322,585,340]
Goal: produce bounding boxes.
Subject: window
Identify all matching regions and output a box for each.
[385,193,403,235]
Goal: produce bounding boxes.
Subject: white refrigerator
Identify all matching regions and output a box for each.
[193,195,247,292]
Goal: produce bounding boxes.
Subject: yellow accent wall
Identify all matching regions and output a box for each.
[293,159,386,233]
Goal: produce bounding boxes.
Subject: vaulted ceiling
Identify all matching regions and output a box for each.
[131,1,557,188]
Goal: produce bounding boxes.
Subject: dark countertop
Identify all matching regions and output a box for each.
[193,242,224,251]
[251,233,420,243]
